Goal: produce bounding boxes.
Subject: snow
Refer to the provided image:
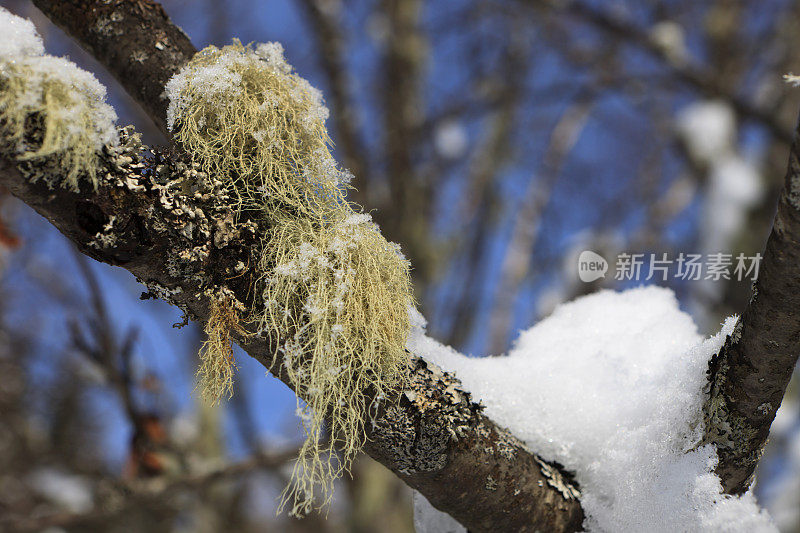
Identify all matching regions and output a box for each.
[166,40,330,133]
[165,52,246,130]
[0,9,43,56]
[0,8,118,151]
[17,54,118,146]
[676,101,735,165]
[409,287,776,532]
[255,42,290,72]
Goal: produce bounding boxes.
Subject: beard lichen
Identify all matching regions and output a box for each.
[197,290,246,405]
[166,41,413,515]
[261,211,412,513]
[0,12,118,191]
[165,40,350,215]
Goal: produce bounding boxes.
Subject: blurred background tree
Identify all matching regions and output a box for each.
[1,0,800,530]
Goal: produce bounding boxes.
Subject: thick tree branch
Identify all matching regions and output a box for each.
[21,1,587,528]
[702,113,800,493]
[0,137,584,532]
[31,0,197,137]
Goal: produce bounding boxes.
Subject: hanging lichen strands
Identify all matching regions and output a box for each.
[261,210,412,514]
[196,290,247,405]
[166,40,414,516]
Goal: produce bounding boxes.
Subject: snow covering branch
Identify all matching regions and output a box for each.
[412,290,774,532]
[702,114,800,494]
[1,5,585,531]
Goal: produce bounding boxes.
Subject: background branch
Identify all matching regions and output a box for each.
[703,113,800,494]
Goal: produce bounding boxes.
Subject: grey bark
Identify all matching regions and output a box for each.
[702,115,800,494]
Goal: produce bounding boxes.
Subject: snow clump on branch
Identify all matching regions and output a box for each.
[0,8,118,190]
[410,287,776,532]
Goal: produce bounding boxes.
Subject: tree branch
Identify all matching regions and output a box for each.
[31,0,197,137]
[0,135,584,533]
[20,1,587,528]
[702,112,800,493]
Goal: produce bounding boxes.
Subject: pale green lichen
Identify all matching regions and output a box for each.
[259,211,412,513]
[167,40,413,515]
[197,291,246,405]
[165,40,350,215]
[0,9,118,190]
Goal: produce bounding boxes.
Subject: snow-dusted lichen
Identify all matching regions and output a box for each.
[0,9,43,57]
[0,8,118,191]
[259,210,412,513]
[165,40,348,214]
[166,40,414,515]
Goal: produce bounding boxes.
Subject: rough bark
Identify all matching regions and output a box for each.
[31,0,197,137]
[0,136,583,533]
[702,114,800,494]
